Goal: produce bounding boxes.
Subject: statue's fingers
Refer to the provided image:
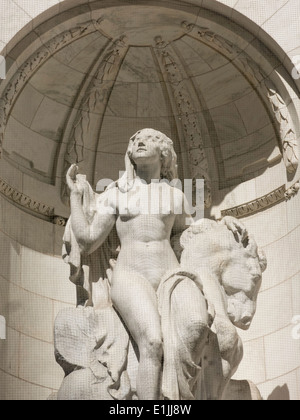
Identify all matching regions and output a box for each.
[66,164,74,179]
[67,164,78,182]
[241,227,249,242]
[228,220,238,235]
[233,220,248,242]
[66,165,78,190]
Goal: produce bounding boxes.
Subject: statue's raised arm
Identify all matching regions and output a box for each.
[63,164,119,309]
[66,164,116,254]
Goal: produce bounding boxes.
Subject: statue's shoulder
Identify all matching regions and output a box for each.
[95,186,119,213]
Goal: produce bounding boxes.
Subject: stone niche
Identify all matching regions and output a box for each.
[0,0,299,401]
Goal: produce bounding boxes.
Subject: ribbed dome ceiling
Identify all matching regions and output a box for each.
[1,2,298,216]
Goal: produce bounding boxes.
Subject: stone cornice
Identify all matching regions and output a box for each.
[221,181,300,219]
[0,177,68,226]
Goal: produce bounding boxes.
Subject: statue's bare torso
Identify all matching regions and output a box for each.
[108,181,183,291]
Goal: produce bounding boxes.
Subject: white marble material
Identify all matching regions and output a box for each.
[0,0,300,402]
[57,130,266,400]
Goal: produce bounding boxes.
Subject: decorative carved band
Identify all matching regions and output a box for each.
[182,21,299,175]
[0,177,54,217]
[0,176,69,226]
[285,180,300,200]
[221,181,300,219]
[53,216,68,227]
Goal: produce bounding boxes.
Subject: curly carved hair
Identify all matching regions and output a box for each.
[127,129,178,181]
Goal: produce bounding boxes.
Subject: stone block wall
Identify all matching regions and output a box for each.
[0,195,75,400]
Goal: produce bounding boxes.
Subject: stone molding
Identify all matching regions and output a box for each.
[221,181,300,219]
[0,176,68,225]
[0,176,54,218]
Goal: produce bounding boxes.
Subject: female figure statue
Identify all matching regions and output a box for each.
[66,128,250,400]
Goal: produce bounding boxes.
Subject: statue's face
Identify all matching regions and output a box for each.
[130,129,162,164]
[222,253,262,330]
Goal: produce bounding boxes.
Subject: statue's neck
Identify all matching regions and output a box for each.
[135,164,161,184]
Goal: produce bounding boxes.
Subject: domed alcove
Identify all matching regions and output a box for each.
[0,0,300,400]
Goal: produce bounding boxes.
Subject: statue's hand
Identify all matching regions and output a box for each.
[66,164,85,196]
[221,216,248,243]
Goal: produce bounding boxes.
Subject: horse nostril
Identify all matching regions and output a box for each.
[241,315,252,325]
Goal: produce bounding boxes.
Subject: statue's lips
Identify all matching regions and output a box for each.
[137,148,147,152]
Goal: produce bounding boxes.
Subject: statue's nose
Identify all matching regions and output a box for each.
[138,142,145,147]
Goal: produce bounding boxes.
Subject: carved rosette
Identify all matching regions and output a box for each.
[53,216,68,227]
[153,36,212,208]
[181,21,299,175]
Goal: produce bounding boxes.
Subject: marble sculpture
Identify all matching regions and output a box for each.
[54,129,267,400]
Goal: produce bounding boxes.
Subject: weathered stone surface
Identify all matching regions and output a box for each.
[55,307,131,401]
